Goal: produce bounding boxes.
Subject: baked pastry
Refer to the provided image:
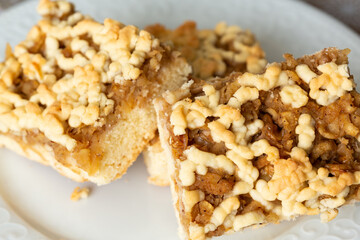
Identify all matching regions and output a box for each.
[0,0,190,184]
[143,21,267,186]
[146,21,267,79]
[154,48,360,239]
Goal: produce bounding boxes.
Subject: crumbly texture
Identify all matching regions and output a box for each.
[0,0,191,184]
[143,21,267,186]
[143,135,170,186]
[146,21,267,79]
[155,48,360,239]
[70,186,90,201]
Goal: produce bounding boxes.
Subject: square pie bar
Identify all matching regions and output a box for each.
[155,48,360,239]
[146,21,267,79]
[0,0,190,184]
[143,21,267,185]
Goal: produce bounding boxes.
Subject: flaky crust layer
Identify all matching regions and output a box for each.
[0,103,157,184]
[143,137,170,186]
[0,135,87,182]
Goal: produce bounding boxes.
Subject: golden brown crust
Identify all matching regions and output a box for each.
[0,134,87,182]
[156,48,360,239]
[143,135,170,186]
[0,0,191,184]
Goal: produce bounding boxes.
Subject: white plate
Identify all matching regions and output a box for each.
[1,0,360,239]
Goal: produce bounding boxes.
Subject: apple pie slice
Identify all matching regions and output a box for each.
[0,0,191,184]
[144,21,267,186]
[155,48,360,239]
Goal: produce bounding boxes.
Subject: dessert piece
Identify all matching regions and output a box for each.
[144,21,267,186]
[0,0,191,184]
[155,48,360,239]
[146,21,267,79]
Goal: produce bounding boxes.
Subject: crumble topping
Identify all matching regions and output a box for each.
[280,85,308,108]
[297,62,353,106]
[37,0,73,18]
[146,21,267,79]
[233,211,265,231]
[0,0,163,150]
[295,114,315,150]
[196,22,266,78]
[205,196,239,232]
[237,64,290,91]
[163,48,360,238]
[180,146,235,186]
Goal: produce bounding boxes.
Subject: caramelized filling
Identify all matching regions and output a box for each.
[191,200,214,225]
[206,225,226,238]
[187,168,235,195]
